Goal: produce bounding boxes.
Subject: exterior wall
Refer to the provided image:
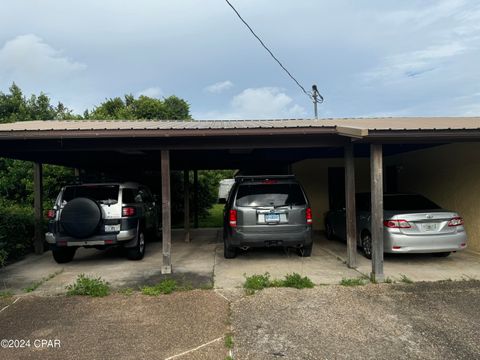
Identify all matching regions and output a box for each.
[293,158,370,230]
[386,143,480,252]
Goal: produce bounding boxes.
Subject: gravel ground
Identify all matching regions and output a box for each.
[0,291,229,360]
[231,280,480,360]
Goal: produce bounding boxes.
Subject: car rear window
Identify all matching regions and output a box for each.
[235,183,306,207]
[384,195,440,210]
[62,185,120,202]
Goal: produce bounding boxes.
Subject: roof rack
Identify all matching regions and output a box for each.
[234,175,295,182]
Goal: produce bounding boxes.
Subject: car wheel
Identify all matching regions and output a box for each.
[325,222,334,240]
[52,246,76,264]
[126,231,145,260]
[298,244,312,257]
[433,252,451,257]
[361,232,372,259]
[224,237,236,259]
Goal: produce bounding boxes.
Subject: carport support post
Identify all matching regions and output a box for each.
[344,142,357,268]
[193,170,199,228]
[33,162,44,254]
[161,150,172,274]
[184,170,190,243]
[370,144,385,282]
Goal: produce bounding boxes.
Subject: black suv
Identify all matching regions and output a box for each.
[223,175,313,258]
[46,182,160,263]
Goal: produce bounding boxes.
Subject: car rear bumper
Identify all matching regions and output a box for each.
[45,228,137,247]
[228,226,312,247]
[384,231,467,253]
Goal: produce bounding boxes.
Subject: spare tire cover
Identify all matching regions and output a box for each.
[60,197,102,238]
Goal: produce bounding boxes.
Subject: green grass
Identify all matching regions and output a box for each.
[399,274,414,284]
[66,274,110,297]
[0,290,13,298]
[141,279,177,295]
[225,357,234,360]
[243,272,315,293]
[199,204,224,228]
[118,287,134,296]
[224,334,234,349]
[339,277,369,286]
[23,270,63,293]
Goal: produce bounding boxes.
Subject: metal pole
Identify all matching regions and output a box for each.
[370,144,384,282]
[312,84,318,119]
[161,150,172,274]
[33,162,44,255]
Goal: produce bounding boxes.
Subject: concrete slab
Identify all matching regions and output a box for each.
[324,237,480,282]
[0,229,217,295]
[214,236,361,288]
[2,228,480,296]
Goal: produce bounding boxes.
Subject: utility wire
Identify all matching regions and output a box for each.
[224,0,323,103]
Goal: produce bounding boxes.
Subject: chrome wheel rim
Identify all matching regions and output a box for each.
[362,234,372,257]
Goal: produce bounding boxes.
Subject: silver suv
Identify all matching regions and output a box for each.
[46,182,160,263]
[223,175,313,258]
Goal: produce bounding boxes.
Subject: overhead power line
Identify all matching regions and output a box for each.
[224,0,324,115]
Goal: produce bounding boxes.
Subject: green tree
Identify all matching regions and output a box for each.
[88,94,191,120]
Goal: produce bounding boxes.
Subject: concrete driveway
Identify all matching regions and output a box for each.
[231,280,480,359]
[1,229,479,295]
[0,291,230,360]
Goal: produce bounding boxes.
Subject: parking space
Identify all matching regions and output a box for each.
[2,229,480,296]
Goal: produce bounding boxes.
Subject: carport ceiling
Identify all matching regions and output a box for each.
[0,117,479,171]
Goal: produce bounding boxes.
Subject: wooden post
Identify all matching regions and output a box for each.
[193,170,199,228]
[344,142,357,269]
[161,150,172,274]
[184,170,190,243]
[370,144,384,282]
[33,162,44,255]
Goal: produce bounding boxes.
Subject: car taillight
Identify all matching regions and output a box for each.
[448,217,464,227]
[122,207,136,217]
[262,179,278,184]
[306,207,313,225]
[47,209,56,219]
[229,210,237,227]
[384,219,411,228]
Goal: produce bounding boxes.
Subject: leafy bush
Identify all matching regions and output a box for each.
[0,203,35,265]
[282,273,315,289]
[66,274,110,297]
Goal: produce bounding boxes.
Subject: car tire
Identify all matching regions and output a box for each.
[224,237,237,259]
[361,232,372,260]
[126,230,146,260]
[325,222,334,240]
[52,246,76,264]
[299,244,312,257]
[433,252,451,257]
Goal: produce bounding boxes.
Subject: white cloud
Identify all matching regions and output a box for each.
[204,80,234,94]
[136,86,162,98]
[0,34,86,84]
[195,87,307,119]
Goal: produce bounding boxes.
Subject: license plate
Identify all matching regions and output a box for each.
[422,223,437,232]
[265,213,280,223]
[105,224,120,232]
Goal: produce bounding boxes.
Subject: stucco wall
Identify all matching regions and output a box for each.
[387,143,480,252]
[293,158,370,230]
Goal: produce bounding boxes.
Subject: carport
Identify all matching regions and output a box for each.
[0,117,479,281]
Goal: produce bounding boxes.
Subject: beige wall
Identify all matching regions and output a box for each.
[387,143,480,252]
[293,158,370,230]
[294,143,480,251]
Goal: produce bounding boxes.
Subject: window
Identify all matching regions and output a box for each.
[384,194,440,211]
[122,188,139,203]
[63,185,120,202]
[236,184,306,207]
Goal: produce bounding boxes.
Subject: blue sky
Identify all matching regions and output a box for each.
[0,0,479,119]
